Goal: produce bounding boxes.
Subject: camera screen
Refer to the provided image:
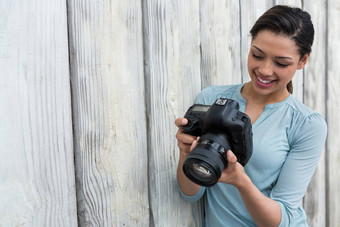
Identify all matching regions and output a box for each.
[192,105,210,112]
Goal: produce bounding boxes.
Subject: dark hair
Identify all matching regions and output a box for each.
[250,5,314,94]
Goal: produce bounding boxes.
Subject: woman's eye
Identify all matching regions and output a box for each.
[252,52,289,67]
[276,62,288,67]
[252,53,263,59]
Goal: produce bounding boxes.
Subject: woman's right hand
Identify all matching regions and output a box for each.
[175,117,202,195]
[174,118,198,158]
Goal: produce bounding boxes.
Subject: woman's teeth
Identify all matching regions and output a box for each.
[257,77,272,84]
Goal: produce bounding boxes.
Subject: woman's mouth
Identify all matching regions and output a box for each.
[257,77,272,84]
[255,75,276,88]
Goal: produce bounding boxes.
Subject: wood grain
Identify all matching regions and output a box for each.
[143,0,202,226]
[0,0,77,226]
[302,1,327,226]
[200,0,242,87]
[1,0,339,226]
[326,0,340,226]
[68,0,149,226]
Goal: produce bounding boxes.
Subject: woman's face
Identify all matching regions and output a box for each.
[247,30,309,100]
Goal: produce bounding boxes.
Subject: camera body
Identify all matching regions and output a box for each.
[182,98,253,187]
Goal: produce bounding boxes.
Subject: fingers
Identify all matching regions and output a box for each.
[177,143,192,153]
[175,117,195,144]
[190,137,200,151]
[176,130,196,144]
[175,117,196,154]
[218,150,244,186]
[227,150,237,163]
[174,117,188,128]
[176,133,196,153]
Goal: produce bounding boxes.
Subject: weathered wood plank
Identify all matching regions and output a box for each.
[68,0,149,226]
[326,0,340,226]
[0,0,77,226]
[200,0,242,86]
[143,0,202,226]
[302,1,327,226]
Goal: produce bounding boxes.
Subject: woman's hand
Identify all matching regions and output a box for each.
[174,118,198,158]
[175,117,201,195]
[218,150,249,188]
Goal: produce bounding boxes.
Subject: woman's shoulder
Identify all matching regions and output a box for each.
[286,96,327,144]
[195,84,242,105]
[287,96,326,123]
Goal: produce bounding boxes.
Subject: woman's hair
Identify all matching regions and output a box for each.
[249,5,314,94]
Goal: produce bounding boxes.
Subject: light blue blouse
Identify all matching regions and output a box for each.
[179,84,327,227]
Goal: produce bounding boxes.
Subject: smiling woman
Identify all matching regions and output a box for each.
[175,5,328,227]
[245,30,309,104]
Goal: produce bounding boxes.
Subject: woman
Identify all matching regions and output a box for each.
[175,5,327,227]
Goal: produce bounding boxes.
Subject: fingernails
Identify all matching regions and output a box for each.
[182,118,188,125]
[191,140,197,149]
[227,150,234,159]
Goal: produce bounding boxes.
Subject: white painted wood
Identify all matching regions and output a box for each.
[0,0,77,226]
[143,0,202,226]
[302,2,327,226]
[326,0,340,226]
[68,0,149,226]
[199,0,242,86]
[1,1,337,226]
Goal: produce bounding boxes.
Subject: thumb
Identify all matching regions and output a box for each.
[190,137,200,151]
[227,150,237,163]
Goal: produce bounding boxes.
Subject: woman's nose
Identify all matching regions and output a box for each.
[259,60,274,76]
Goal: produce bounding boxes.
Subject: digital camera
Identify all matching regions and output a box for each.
[182,98,253,187]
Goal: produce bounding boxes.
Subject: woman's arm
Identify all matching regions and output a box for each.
[221,150,281,227]
[175,118,202,196]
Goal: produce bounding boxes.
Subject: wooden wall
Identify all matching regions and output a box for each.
[0,0,77,226]
[0,0,339,226]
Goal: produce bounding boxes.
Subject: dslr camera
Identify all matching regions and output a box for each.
[182,98,253,187]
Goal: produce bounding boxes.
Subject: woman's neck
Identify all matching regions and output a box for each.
[241,82,290,106]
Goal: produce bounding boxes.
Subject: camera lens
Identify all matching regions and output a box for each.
[182,133,230,187]
[183,157,218,186]
[192,163,212,177]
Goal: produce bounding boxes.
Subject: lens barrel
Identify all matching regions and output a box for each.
[182,133,230,187]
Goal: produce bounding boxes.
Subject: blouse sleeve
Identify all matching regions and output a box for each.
[177,182,206,203]
[270,113,327,227]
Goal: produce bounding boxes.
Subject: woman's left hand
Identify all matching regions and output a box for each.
[218,150,249,188]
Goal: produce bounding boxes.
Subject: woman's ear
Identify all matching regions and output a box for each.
[297,53,310,70]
